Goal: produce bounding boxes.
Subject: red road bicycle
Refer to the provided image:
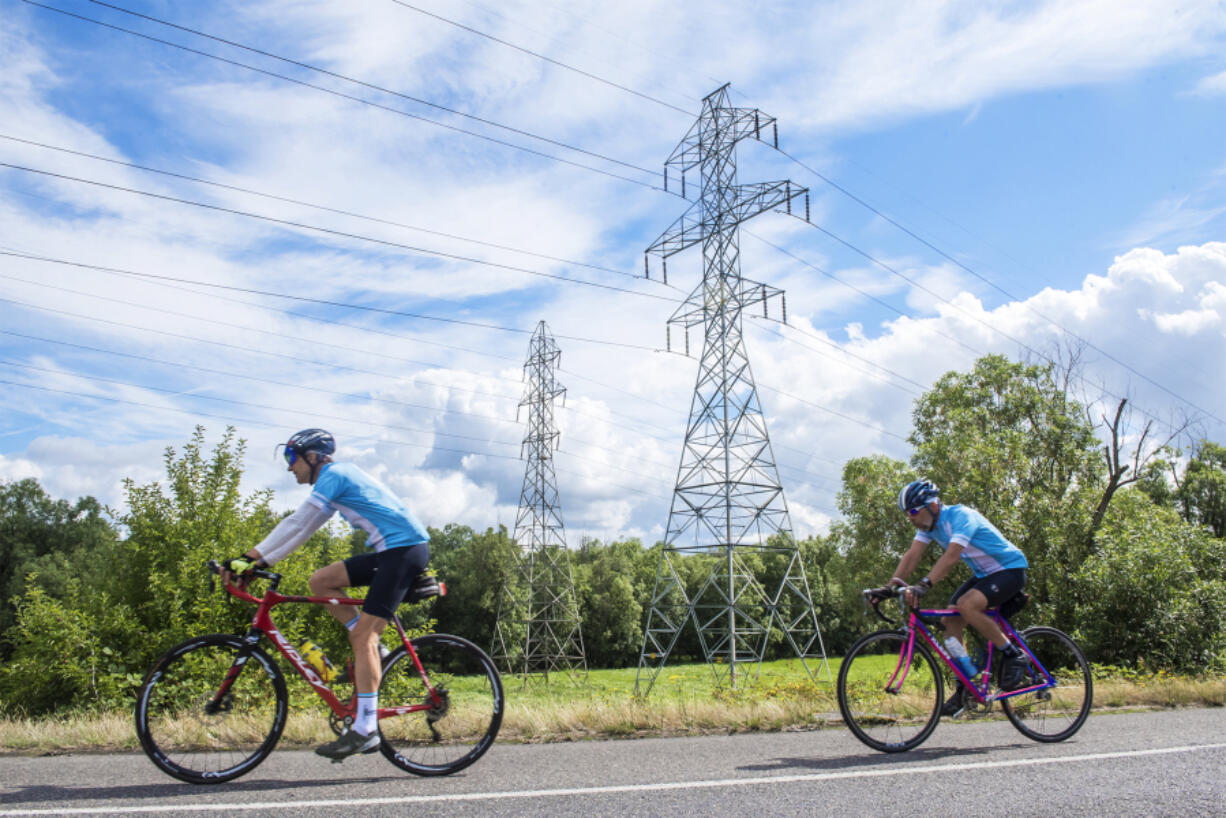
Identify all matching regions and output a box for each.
[837,586,1092,753]
[134,560,503,784]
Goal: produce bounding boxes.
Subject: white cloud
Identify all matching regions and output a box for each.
[4,1,1226,549]
[1190,68,1226,96]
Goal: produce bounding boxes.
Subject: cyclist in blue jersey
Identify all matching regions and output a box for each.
[883,479,1030,716]
[222,428,430,759]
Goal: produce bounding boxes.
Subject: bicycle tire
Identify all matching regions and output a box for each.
[1001,626,1092,742]
[378,633,503,776]
[838,629,943,753]
[135,633,287,784]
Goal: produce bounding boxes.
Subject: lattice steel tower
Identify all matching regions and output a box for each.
[635,85,828,695]
[491,320,586,680]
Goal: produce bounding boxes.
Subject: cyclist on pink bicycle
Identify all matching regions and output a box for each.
[222,428,430,760]
[884,479,1030,716]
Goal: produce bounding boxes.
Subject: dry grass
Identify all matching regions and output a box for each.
[3,662,1223,755]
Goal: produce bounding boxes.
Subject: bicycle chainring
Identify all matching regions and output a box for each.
[963,687,994,717]
[328,712,352,736]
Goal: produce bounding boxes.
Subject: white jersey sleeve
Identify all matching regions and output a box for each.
[253,499,334,566]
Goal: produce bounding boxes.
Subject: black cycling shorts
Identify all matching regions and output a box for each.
[949,567,1026,609]
[342,543,430,620]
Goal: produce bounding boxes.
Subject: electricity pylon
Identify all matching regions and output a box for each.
[491,320,586,681]
[635,84,828,695]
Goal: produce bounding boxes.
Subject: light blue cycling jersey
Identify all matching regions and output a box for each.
[914,504,1028,578]
[307,462,428,552]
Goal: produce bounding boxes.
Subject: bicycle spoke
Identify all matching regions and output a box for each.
[135,635,286,783]
[838,631,942,753]
[1002,627,1092,742]
[378,634,503,776]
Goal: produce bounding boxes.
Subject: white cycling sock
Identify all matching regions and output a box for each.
[355,692,379,736]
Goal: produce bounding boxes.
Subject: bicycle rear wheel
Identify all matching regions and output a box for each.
[378,633,503,776]
[837,630,943,753]
[1001,626,1092,742]
[135,634,287,784]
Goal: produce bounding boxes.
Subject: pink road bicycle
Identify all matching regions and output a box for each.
[135,560,503,783]
[837,586,1092,752]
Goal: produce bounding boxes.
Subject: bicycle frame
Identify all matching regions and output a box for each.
[214,572,442,724]
[883,596,1056,705]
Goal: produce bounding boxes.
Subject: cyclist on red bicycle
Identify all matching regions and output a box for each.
[884,479,1030,716]
[222,428,430,760]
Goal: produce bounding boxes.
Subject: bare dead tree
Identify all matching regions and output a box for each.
[1087,396,1193,542]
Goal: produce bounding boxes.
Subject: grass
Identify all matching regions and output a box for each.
[2,658,1223,755]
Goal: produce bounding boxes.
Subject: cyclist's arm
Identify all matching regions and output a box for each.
[922,541,964,585]
[253,500,334,566]
[889,537,929,586]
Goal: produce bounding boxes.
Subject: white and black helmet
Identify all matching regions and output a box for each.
[897,479,939,512]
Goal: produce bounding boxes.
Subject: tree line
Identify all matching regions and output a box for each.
[2,354,1224,715]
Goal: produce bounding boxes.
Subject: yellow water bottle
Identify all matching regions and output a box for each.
[298,639,336,683]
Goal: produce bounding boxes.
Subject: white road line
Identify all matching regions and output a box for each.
[3,742,1225,816]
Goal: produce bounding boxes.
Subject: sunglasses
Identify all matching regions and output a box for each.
[906,506,924,517]
[283,447,298,467]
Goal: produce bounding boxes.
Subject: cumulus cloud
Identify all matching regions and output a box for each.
[3,1,1226,549]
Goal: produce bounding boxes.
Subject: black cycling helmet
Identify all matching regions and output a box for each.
[282,429,335,484]
[285,428,335,458]
[897,479,939,512]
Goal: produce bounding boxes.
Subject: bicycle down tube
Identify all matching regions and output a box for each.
[221,576,441,723]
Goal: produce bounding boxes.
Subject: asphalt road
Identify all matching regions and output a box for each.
[2,708,1224,816]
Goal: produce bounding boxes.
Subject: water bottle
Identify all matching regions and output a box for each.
[944,636,979,680]
[298,639,336,683]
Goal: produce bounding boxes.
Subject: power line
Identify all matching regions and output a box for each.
[20,0,666,193]
[0,132,668,286]
[0,358,520,449]
[742,227,982,358]
[0,378,671,500]
[386,0,692,115]
[1,261,851,485]
[83,1,664,179]
[0,247,666,353]
[780,214,1212,431]
[774,147,1226,428]
[750,317,926,397]
[0,249,706,446]
[0,166,680,319]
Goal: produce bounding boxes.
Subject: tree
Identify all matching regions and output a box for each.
[0,479,115,649]
[909,354,1103,621]
[1178,441,1226,537]
[1069,489,1226,671]
[0,427,354,715]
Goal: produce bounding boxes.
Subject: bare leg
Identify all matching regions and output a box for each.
[956,589,1008,648]
[309,561,359,627]
[349,613,388,694]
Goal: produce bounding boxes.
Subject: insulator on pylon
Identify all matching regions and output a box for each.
[754,110,761,139]
[782,294,788,325]
[805,193,810,223]
[773,121,778,148]
[644,255,650,279]
[684,329,690,356]
[681,174,686,199]
[662,259,668,285]
[664,167,669,192]
[786,181,791,215]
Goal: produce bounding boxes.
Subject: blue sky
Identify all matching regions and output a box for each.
[2,0,1226,544]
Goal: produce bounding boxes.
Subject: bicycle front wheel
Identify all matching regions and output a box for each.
[378,633,503,776]
[837,630,943,753]
[1002,626,1092,742]
[135,634,287,784]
